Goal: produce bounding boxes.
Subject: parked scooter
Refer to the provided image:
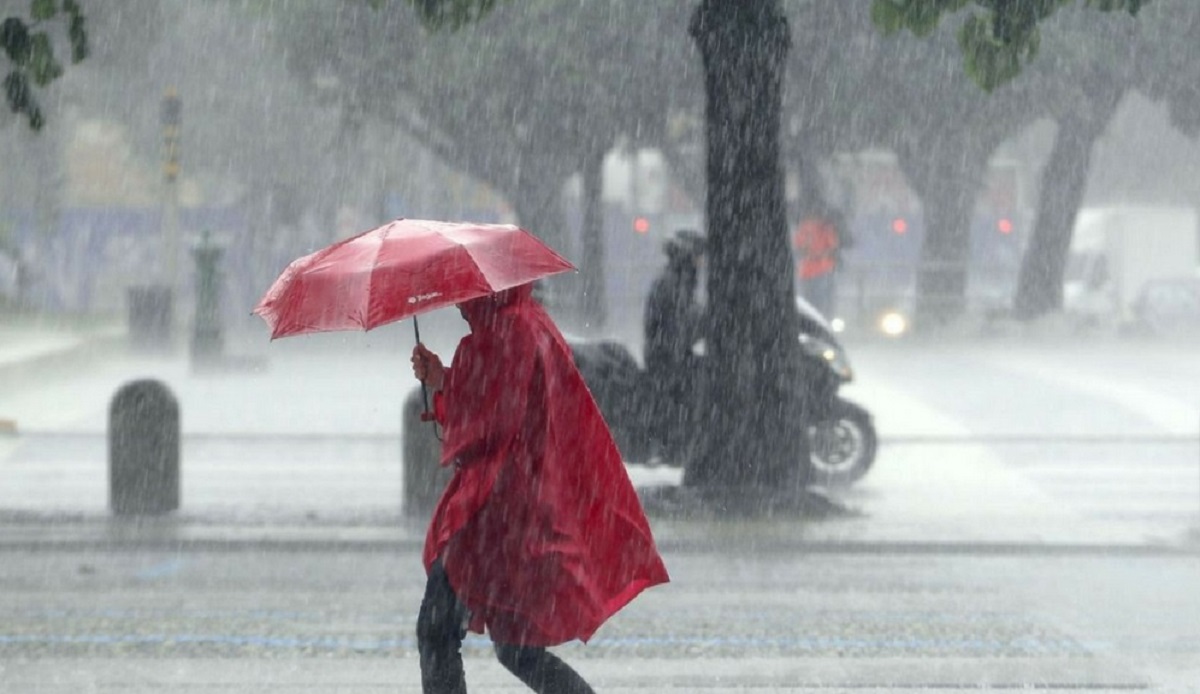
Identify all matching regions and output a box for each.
[789,296,877,486]
[568,296,877,487]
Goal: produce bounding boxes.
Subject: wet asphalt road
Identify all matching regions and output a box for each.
[2,545,1198,692]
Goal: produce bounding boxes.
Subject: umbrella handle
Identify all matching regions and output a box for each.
[412,316,443,442]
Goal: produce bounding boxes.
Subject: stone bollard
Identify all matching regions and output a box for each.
[109,379,180,516]
[402,387,450,517]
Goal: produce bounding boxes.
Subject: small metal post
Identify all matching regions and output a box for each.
[161,88,182,291]
[190,231,225,367]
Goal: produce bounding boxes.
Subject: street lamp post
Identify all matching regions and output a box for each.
[124,88,182,352]
[161,88,182,288]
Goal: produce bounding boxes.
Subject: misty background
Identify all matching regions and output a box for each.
[1,0,1198,344]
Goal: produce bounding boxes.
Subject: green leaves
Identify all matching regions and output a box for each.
[2,0,88,130]
[31,0,56,22]
[1,17,32,63]
[1085,0,1149,11]
[871,0,1151,91]
[957,13,1037,92]
[401,0,506,31]
[65,0,87,63]
[28,32,62,85]
[4,71,42,129]
[872,0,970,36]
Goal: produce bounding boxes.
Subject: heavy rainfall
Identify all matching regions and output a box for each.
[1,1,1198,692]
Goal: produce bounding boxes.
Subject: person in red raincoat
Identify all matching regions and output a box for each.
[792,215,840,318]
[410,282,669,694]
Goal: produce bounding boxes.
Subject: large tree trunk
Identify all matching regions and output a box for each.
[897,137,991,328]
[790,135,828,221]
[578,148,607,332]
[685,0,800,495]
[1013,94,1121,320]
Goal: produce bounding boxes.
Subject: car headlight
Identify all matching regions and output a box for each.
[879,311,908,337]
[798,334,854,381]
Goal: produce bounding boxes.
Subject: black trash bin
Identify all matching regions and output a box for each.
[127,285,174,351]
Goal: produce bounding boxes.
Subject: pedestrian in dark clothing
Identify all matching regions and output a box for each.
[642,229,706,460]
[411,284,669,694]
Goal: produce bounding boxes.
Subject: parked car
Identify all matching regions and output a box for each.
[1130,276,1200,336]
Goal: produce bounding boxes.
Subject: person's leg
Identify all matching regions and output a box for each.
[417,561,469,694]
[824,271,839,317]
[493,642,596,694]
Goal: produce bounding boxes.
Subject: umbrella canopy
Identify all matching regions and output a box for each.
[254,218,576,339]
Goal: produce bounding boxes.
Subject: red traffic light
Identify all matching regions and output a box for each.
[997,218,1014,234]
[891,218,908,235]
[633,217,650,234]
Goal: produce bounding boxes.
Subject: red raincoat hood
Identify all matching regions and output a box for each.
[457,284,533,333]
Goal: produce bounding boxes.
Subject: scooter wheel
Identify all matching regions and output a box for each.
[806,399,877,488]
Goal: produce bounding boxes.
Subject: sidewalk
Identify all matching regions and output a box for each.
[0,656,1156,693]
[1,507,1192,556]
[0,316,126,396]
[1,318,1197,555]
[0,315,126,362]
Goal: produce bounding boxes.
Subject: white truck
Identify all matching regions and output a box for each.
[1063,205,1200,328]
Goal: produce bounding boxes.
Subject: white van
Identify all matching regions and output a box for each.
[1063,206,1199,328]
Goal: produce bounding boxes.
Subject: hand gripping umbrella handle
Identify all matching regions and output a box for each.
[412,316,443,442]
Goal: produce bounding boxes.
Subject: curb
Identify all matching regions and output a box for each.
[1,518,1195,557]
[4,536,1195,557]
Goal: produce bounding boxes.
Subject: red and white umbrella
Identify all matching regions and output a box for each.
[254,218,575,340]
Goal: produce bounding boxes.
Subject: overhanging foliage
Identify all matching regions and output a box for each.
[871,0,1149,91]
[1,0,87,130]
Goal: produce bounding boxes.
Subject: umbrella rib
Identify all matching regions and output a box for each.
[458,228,573,293]
[362,226,388,330]
[458,233,512,293]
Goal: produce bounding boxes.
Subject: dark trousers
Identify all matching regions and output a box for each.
[417,561,596,694]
